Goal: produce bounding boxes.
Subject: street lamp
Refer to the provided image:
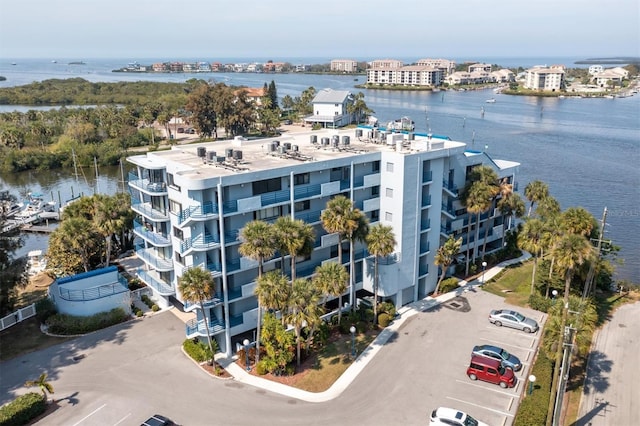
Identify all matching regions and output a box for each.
[350,325,357,358]
[481,261,487,284]
[552,289,558,304]
[243,338,250,371]
[528,374,536,395]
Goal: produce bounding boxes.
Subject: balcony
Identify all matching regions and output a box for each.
[295,209,321,224]
[421,218,431,231]
[423,170,433,184]
[443,180,459,197]
[183,295,223,312]
[179,233,220,254]
[261,189,290,207]
[185,317,225,338]
[133,220,172,247]
[136,247,174,271]
[137,269,174,295]
[419,241,431,254]
[128,172,167,195]
[441,204,457,219]
[58,276,129,301]
[177,202,219,225]
[294,184,322,200]
[421,195,432,208]
[131,202,169,221]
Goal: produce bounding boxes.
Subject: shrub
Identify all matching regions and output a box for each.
[45,308,128,335]
[141,295,155,309]
[35,298,57,324]
[528,294,552,313]
[135,310,143,317]
[439,277,460,294]
[255,359,271,375]
[514,353,552,426]
[377,312,391,328]
[0,392,46,426]
[183,338,215,362]
[151,305,160,312]
[377,301,396,318]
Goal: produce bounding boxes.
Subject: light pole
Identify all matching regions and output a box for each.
[350,325,356,358]
[528,374,536,395]
[243,339,250,371]
[552,289,558,304]
[481,261,487,284]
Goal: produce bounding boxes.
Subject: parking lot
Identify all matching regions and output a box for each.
[366,288,546,426]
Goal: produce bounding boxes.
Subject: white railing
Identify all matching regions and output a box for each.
[0,303,37,331]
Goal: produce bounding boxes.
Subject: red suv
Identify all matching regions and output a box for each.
[467,355,516,388]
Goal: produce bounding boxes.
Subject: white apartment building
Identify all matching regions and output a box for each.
[524,66,566,91]
[330,59,358,73]
[588,65,604,75]
[127,127,519,356]
[369,59,404,69]
[367,66,443,87]
[468,63,492,73]
[416,58,457,76]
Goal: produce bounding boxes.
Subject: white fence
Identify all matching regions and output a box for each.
[0,303,37,331]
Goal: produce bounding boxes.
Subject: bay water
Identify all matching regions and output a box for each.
[0,59,638,282]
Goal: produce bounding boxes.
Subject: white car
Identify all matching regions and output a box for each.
[429,407,489,426]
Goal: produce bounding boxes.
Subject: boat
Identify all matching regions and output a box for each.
[485,98,496,103]
[51,60,57,63]
[27,250,47,276]
[386,116,415,132]
[14,193,57,222]
[0,200,23,218]
[68,61,86,65]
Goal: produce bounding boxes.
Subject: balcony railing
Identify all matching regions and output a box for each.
[423,170,433,183]
[422,195,432,207]
[128,172,167,194]
[443,180,459,196]
[442,204,457,218]
[137,269,174,295]
[179,233,220,254]
[177,202,219,224]
[131,202,169,221]
[58,277,129,301]
[185,317,225,338]
[421,218,431,230]
[184,296,223,312]
[136,247,174,271]
[294,184,322,200]
[261,189,290,207]
[133,220,171,246]
[295,209,321,224]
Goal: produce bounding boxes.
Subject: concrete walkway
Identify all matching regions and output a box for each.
[212,252,532,402]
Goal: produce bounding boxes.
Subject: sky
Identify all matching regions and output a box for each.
[1,0,639,60]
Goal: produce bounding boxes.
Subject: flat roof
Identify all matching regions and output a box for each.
[129,127,468,180]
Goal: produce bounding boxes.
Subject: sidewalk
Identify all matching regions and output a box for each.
[213,252,532,403]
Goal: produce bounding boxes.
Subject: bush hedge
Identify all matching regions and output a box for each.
[528,293,553,313]
[35,298,57,324]
[0,392,46,426]
[377,313,391,328]
[183,338,216,363]
[45,308,128,335]
[439,277,460,294]
[513,352,553,426]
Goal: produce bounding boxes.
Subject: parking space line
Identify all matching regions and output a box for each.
[455,380,520,397]
[113,413,131,426]
[446,396,514,417]
[479,337,536,352]
[507,396,514,411]
[485,326,540,340]
[71,403,106,426]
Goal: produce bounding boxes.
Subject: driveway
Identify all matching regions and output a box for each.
[0,291,544,426]
[576,301,640,426]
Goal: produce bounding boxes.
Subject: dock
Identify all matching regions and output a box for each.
[20,224,57,233]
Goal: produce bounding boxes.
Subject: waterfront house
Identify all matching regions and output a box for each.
[48,266,131,317]
[127,126,519,356]
[304,89,355,128]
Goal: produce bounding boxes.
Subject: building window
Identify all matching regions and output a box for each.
[175,251,184,265]
[386,162,394,172]
[173,227,183,240]
[372,161,380,172]
[166,173,180,191]
[252,177,281,195]
[385,212,393,221]
[294,173,310,185]
[372,186,380,196]
[386,188,393,198]
[255,206,282,220]
[294,200,310,212]
[169,199,181,215]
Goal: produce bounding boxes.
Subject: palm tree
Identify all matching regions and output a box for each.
[313,261,349,324]
[497,191,525,247]
[284,278,321,367]
[273,216,315,282]
[25,372,54,401]
[524,180,549,217]
[518,218,545,294]
[562,207,596,237]
[94,194,124,266]
[320,195,368,312]
[348,213,369,312]
[434,236,463,295]
[462,182,493,274]
[547,233,594,424]
[178,267,216,365]
[366,224,396,324]
[239,220,276,364]
[255,270,291,326]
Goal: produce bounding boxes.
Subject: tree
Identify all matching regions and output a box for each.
[434,236,463,295]
[518,218,545,294]
[267,80,278,110]
[47,217,104,275]
[255,270,291,326]
[313,261,349,324]
[366,224,396,324]
[178,267,216,365]
[284,278,321,367]
[561,207,596,237]
[260,312,295,375]
[0,190,26,316]
[497,191,525,247]
[94,194,125,266]
[524,180,549,217]
[185,82,217,138]
[273,216,315,282]
[461,181,493,274]
[25,372,54,401]
[239,220,276,364]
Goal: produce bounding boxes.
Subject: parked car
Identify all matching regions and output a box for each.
[489,309,539,333]
[141,414,173,426]
[429,407,489,426]
[467,355,516,388]
[472,344,522,371]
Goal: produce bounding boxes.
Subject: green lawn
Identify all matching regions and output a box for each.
[482,260,534,307]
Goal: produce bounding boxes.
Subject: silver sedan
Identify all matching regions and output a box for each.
[488,309,539,333]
